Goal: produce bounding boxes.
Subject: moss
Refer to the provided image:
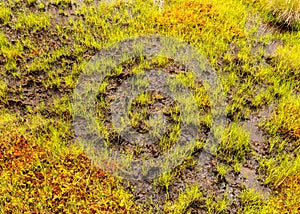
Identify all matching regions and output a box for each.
[15,11,51,32]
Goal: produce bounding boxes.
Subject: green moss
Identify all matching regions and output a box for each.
[15,11,51,32]
[0,79,8,104]
[0,4,11,25]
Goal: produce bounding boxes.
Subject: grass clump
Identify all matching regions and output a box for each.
[0,4,11,25]
[1,40,24,73]
[217,123,250,164]
[15,11,51,32]
[0,80,7,104]
[239,188,263,213]
[204,194,229,214]
[241,176,300,213]
[164,185,203,213]
[264,94,300,139]
[260,151,300,188]
[271,41,300,81]
[264,0,300,29]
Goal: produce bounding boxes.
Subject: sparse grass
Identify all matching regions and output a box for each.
[239,188,263,213]
[164,185,203,213]
[0,0,299,212]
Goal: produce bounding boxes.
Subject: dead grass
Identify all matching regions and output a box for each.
[266,0,300,28]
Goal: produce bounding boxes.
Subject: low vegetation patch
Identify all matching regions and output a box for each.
[0,0,299,213]
[0,132,138,213]
[265,0,300,29]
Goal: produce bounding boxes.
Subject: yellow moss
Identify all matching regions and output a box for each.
[263,176,300,213]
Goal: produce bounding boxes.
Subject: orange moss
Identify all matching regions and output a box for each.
[271,176,300,212]
[0,133,138,213]
[275,102,300,139]
[153,1,214,31]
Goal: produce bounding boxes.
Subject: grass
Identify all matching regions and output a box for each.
[0,3,11,25]
[164,185,203,213]
[0,0,299,213]
[0,134,136,213]
[15,11,51,32]
[246,0,300,30]
[218,122,250,165]
[0,110,138,213]
[262,175,300,213]
[264,94,300,139]
[0,79,7,104]
[265,0,300,28]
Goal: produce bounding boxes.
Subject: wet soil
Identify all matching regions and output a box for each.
[0,1,91,115]
[118,12,284,214]
[96,58,275,213]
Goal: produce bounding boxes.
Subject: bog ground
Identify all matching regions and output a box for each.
[0,0,299,213]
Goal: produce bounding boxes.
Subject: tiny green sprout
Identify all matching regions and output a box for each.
[216,163,228,180]
[158,171,172,199]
